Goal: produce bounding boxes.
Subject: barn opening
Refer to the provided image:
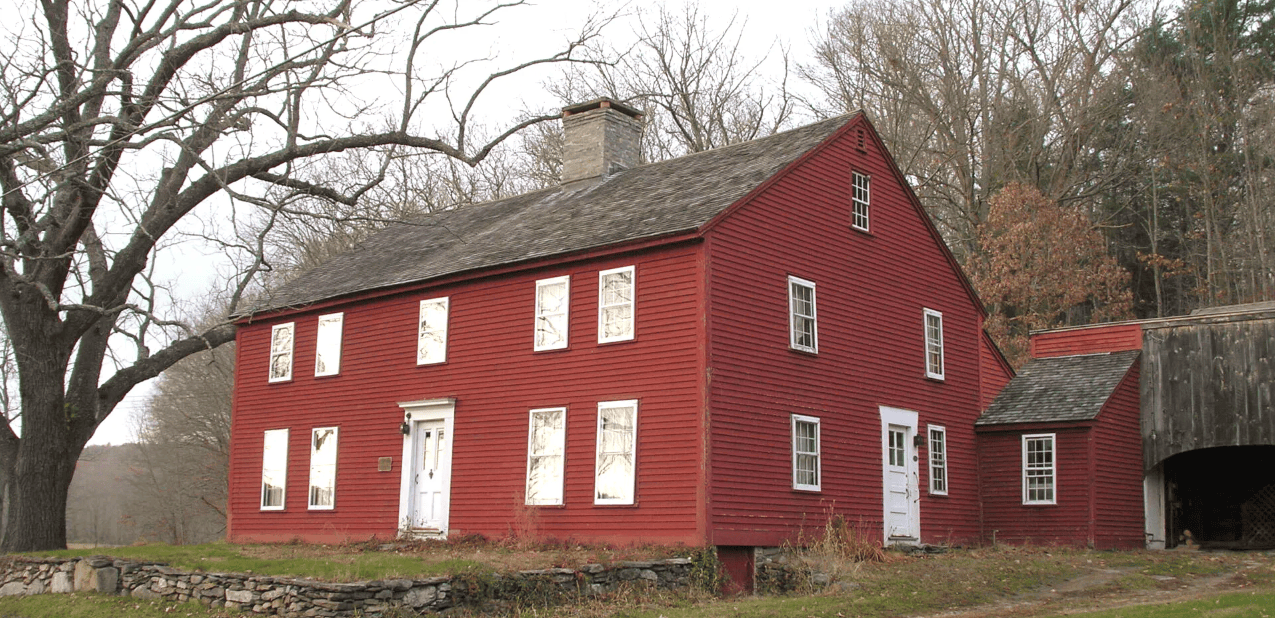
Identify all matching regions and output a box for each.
[1164,445,1275,549]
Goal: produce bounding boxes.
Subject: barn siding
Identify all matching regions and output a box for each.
[1092,360,1146,549]
[228,243,707,545]
[977,425,1094,546]
[704,118,986,547]
[1029,324,1142,358]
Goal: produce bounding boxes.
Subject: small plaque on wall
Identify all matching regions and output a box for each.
[378,457,393,472]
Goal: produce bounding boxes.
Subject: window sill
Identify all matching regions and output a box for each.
[850,226,873,236]
[789,347,819,357]
[596,337,636,347]
[532,346,571,354]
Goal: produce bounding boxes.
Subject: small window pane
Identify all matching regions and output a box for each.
[314,313,344,376]
[852,172,870,231]
[269,323,294,382]
[792,415,821,491]
[595,401,637,504]
[418,298,449,365]
[598,267,635,343]
[1023,434,1056,504]
[929,426,948,495]
[261,429,288,510]
[309,427,338,509]
[788,277,818,353]
[924,309,945,379]
[526,408,566,505]
[535,278,570,350]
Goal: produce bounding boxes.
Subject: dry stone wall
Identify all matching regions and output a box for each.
[0,555,696,616]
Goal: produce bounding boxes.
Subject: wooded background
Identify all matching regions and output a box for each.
[37,0,1275,546]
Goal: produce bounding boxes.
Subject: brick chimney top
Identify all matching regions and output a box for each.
[560,98,644,186]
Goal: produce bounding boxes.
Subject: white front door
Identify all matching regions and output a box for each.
[411,419,449,530]
[398,398,455,537]
[880,406,920,544]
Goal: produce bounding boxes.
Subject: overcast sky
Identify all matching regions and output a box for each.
[88,0,847,446]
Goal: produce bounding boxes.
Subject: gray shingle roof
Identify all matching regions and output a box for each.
[246,114,855,315]
[976,350,1140,426]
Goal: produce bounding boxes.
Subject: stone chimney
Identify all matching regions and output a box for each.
[560,98,644,185]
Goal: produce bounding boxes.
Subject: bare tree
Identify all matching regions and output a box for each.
[0,0,610,551]
[554,1,796,162]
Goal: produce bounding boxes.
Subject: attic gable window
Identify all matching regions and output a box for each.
[260,429,288,510]
[924,308,945,380]
[308,427,338,510]
[535,276,570,351]
[269,323,295,383]
[598,266,635,343]
[594,400,637,505]
[788,276,818,353]
[792,414,821,491]
[314,313,344,377]
[1023,434,1056,505]
[852,172,870,231]
[417,297,449,365]
[525,407,566,506]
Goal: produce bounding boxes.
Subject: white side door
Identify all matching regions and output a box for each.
[880,406,920,544]
[411,419,449,530]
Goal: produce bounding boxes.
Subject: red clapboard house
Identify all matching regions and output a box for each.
[226,99,1013,576]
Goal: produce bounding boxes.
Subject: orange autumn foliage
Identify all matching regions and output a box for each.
[970,183,1133,368]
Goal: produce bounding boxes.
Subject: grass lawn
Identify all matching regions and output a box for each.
[1064,590,1275,617]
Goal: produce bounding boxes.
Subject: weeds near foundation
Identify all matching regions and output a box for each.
[687,547,725,595]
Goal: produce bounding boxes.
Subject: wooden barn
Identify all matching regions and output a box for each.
[226,99,1013,581]
[977,302,1275,549]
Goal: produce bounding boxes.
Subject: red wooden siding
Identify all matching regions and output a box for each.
[1092,360,1145,549]
[1030,323,1142,358]
[704,117,987,547]
[976,425,1094,546]
[228,243,707,545]
[979,330,1014,408]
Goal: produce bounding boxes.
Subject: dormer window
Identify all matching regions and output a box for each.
[534,276,570,351]
[269,323,295,382]
[598,266,635,343]
[852,172,870,232]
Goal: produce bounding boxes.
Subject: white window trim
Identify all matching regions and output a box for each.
[594,399,638,505]
[788,275,818,354]
[308,426,339,510]
[791,414,822,492]
[525,407,567,506]
[597,266,636,344]
[923,308,945,380]
[314,313,344,377]
[417,297,450,365]
[852,172,870,232]
[534,276,571,351]
[260,428,289,511]
[1022,433,1057,505]
[268,323,295,383]
[928,425,948,496]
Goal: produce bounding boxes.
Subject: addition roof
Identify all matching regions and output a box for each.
[975,350,1141,426]
[241,113,857,316]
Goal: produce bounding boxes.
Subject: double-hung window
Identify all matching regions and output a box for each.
[314,313,344,377]
[598,266,635,343]
[594,400,638,505]
[268,323,295,382]
[852,172,870,231]
[791,415,821,491]
[924,308,944,380]
[308,427,338,509]
[928,425,948,495]
[526,407,566,505]
[788,276,818,353]
[534,277,570,351]
[417,297,449,365]
[1022,434,1056,505]
[260,429,289,510]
